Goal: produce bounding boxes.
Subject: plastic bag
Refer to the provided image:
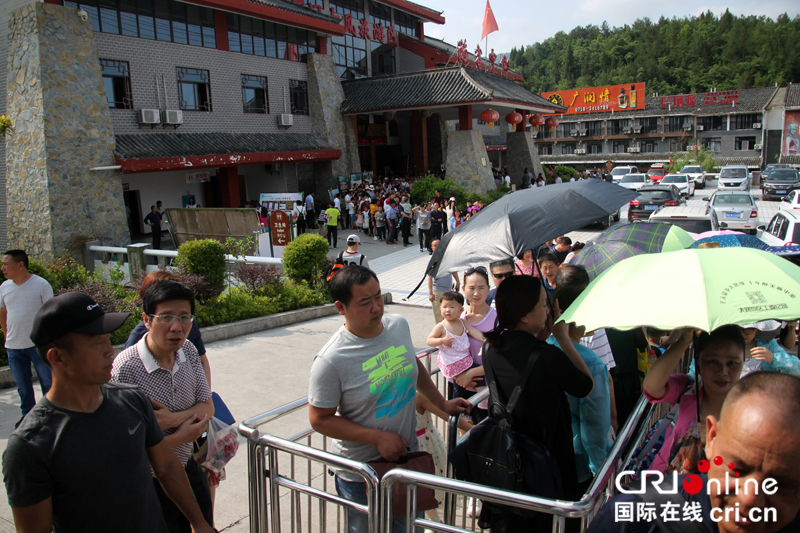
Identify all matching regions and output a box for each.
[198,417,240,486]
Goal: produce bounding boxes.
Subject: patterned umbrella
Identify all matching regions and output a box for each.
[765,245,800,257]
[692,230,745,241]
[571,241,646,280]
[595,223,695,253]
[688,234,770,251]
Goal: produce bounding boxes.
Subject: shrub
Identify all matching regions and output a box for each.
[56,279,140,345]
[282,233,329,282]
[279,280,332,310]
[129,267,222,302]
[195,288,281,327]
[410,174,467,207]
[175,239,226,292]
[554,165,578,182]
[234,264,283,297]
[48,255,91,290]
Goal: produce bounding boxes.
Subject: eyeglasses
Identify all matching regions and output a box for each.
[465,266,488,276]
[149,314,195,325]
[492,271,515,279]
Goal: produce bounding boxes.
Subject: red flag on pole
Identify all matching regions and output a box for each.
[481,0,499,41]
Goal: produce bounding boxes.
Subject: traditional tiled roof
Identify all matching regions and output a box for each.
[787,83,800,109]
[243,0,340,23]
[417,36,520,75]
[341,67,566,114]
[115,132,336,159]
[548,86,779,122]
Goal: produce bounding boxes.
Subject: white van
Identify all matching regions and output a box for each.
[610,166,639,183]
[717,164,750,191]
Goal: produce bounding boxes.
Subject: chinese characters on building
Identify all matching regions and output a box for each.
[661,90,739,109]
[337,12,398,46]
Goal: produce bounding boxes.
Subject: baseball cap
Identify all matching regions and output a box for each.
[347,234,360,243]
[449,197,456,202]
[31,292,131,346]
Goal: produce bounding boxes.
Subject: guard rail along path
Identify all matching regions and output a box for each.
[238,347,674,533]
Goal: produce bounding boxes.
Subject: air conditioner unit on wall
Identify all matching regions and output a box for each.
[278,114,294,127]
[623,127,632,134]
[752,122,762,129]
[138,109,160,125]
[754,144,762,150]
[575,148,586,154]
[164,109,183,125]
[570,129,579,137]
[633,127,642,133]
[683,124,693,130]
[627,147,640,153]
[697,125,705,131]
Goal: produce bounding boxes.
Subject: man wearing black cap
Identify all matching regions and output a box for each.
[2,292,214,533]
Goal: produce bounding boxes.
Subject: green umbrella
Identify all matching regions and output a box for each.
[596,222,694,253]
[571,241,646,280]
[559,248,800,332]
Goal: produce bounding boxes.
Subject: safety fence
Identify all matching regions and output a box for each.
[239,346,676,533]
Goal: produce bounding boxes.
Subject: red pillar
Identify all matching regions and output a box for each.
[458,106,472,131]
[413,111,429,175]
[219,167,240,207]
[516,109,526,132]
[316,35,328,54]
[214,10,229,51]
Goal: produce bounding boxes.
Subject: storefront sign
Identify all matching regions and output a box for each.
[269,210,291,247]
[259,192,303,213]
[782,111,799,156]
[186,172,210,184]
[541,82,646,115]
[335,11,397,46]
[660,90,738,109]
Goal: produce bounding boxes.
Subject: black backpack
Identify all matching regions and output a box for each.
[450,344,562,515]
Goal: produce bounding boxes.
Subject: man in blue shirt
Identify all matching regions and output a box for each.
[385,199,398,245]
[305,193,315,231]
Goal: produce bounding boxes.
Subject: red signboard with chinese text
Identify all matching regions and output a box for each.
[540,82,646,115]
[270,210,292,247]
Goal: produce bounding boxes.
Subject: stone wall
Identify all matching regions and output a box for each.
[506,132,544,187]
[306,53,360,194]
[444,130,495,194]
[6,2,127,261]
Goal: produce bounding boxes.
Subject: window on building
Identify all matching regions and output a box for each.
[705,137,722,152]
[588,143,601,154]
[669,139,689,152]
[290,80,309,115]
[177,67,211,111]
[734,114,761,130]
[735,136,757,150]
[584,121,603,136]
[554,123,572,138]
[613,140,628,153]
[394,10,418,37]
[609,119,631,135]
[562,144,576,155]
[369,1,395,75]
[538,128,553,139]
[227,14,316,62]
[538,144,552,155]
[331,0,368,79]
[639,117,659,134]
[100,59,132,109]
[241,75,268,114]
[665,116,690,133]
[697,116,724,131]
[63,0,215,48]
[642,141,658,153]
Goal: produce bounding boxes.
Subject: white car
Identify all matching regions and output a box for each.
[618,173,649,191]
[648,205,719,233]
[660,174,695,197]
[779,190,800,212]
[703,190,759,234]
[679,165,706,189]
[718,164,750,191]
[611,166,639,183]
[758,210,800,246]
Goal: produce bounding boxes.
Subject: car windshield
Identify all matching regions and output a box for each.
[768,170,799,181]
[661,175,686,183]
[611,168,631,175]
[647,169,663,175]
[638,191,671,201]
[666,220,714,233]
[720,168,747,178]
[621,175,645,183]
[713,195,753,206]
[681,166,702,173]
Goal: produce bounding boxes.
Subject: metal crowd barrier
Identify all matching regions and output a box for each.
[239,346,673,533]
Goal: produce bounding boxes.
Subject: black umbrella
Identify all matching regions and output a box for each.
[423,180,639,282]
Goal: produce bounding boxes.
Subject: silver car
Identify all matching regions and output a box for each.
[679,165,706,189]
[702,190,759,234]
[618,173,649,191]
[661,174,695,197]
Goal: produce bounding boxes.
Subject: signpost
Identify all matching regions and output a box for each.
[270,210,291,249]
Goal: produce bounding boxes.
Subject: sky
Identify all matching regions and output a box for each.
[422,0,800,55]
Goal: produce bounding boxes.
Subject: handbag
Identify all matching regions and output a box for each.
[625,402,679,479]
[367,451,439,516]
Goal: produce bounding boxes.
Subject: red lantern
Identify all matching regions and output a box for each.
[545,117,559,132]
[505,112,523,125]
[529,114,545,130]
[480,109,499,130]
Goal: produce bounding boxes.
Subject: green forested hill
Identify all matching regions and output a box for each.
[509,10,800,96]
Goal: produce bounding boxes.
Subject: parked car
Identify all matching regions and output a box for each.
[627,185,685,222]
[762,163,791,183]
[648,205,720,234]
[758,210,800,246]
[761,168,800,200]
[779,190,800,212]
[702,190,759,234]
[717,164,750,191]
[611,166,639,183]
[679,165,707,189]
[661,173,696,197]
[618,173,649,191]
[647,166,665,184]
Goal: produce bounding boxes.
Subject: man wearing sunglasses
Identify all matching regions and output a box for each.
[112,280,214,532]
[485,258,515,307]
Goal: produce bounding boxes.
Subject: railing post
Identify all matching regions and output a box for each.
[127,243,151,279]
[83,240,100,273]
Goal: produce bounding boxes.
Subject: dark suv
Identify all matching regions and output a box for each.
[762,169,800,200]
[627,185,686,222]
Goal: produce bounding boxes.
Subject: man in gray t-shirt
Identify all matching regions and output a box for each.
[0,250,54,425]
[309,266,469,532]
[426,240,460,324]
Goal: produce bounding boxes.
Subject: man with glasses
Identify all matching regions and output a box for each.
[112,281,214,532]
[486,258,515,307]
